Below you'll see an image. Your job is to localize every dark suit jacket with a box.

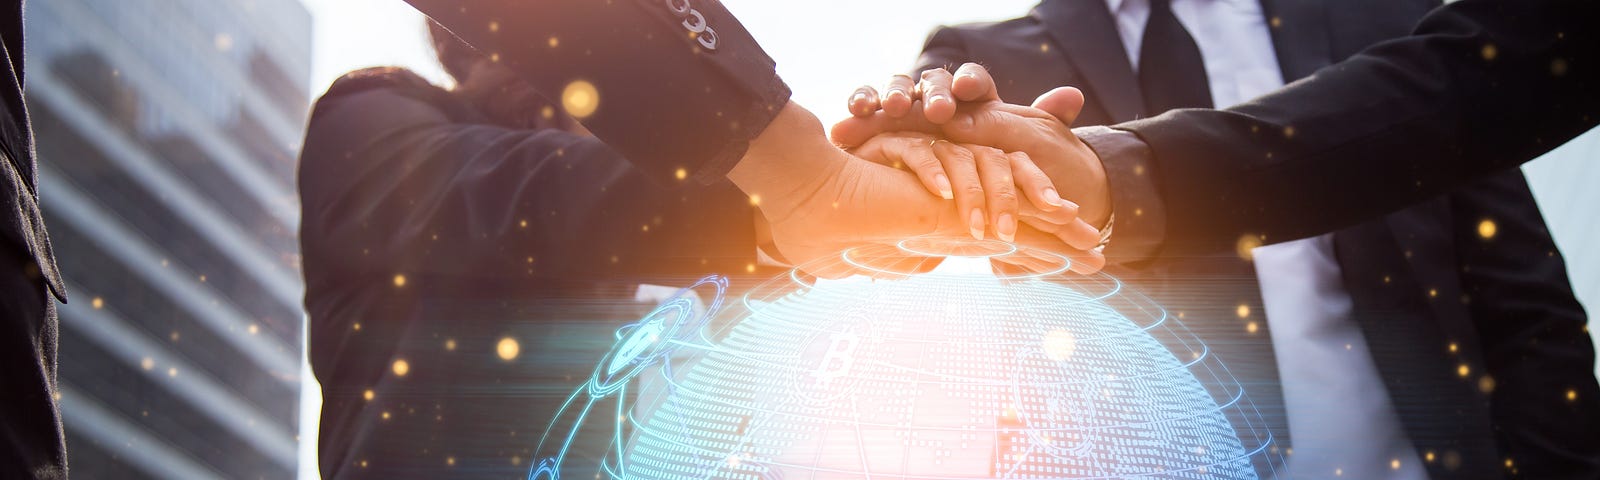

[915,0,1600,477]
[311,3,789,477]
[1082,0,1600,258]
[0,1,62,299]
[1,1,68,478]
[403,0,791,187]
[299,68,763,479]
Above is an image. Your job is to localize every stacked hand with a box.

[720,62,1107,275]
[725,73,1109,275]
[831,63,1114,251]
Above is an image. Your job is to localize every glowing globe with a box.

[532,238,1282,479]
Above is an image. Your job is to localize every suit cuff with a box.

[690,77,792,185]
[1076,126,1166,263]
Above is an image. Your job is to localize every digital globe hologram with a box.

[531,237,1285,479]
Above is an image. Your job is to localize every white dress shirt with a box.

[1103,0,1426,477]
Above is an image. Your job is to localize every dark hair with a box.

[426,20,574,131]
[427,21,476,85]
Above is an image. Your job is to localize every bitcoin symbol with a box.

[812,332,859,388]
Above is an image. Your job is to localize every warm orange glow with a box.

[562,80,600,119]
[1478,219,1497,239]
[497,337,520,361]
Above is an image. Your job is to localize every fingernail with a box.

[888,89,908,101]
[850,92,867,106]
[968,209,986,240]
[1043,187,1064,207]
[929,94,949,105]
[998,213,1017,242]
[935,174,953,199]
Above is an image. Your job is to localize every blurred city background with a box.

[18,0,1599,478]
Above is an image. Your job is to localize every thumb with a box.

[829,112,943,148]
[940,107,1032,152]
[1031,87,1085,127]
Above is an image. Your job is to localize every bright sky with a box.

[302,0,1040,127]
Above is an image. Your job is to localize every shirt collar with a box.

[1110,0,1235,12]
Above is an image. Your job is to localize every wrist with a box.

[1080,167,1113,229]
[1076,125,1166,262]
[727,102,847,222]
[1074,141,1114,229]
[1033,136,1113,228]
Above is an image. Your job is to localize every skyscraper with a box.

[23,0,310,477]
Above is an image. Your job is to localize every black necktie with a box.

[1138,0,1213,116]
[1131,0,1288,465]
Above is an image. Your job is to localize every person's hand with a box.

[833,64,1113,229]
[847,132,1102,252]
[726,102,1104,275]
[727,101,965,272]
[847,63,1002,122]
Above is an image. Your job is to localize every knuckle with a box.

[944,146,975,161]
[991,175,1016,190]
[909,152,941,167]
[1030,166,1053,180]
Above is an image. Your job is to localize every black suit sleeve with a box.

[297,80,759,292]
[1101,0,1599,256]
[1450,170,1600,476]
[402,0,790,185]
[914,27,973,76]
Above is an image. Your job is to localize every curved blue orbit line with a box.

[528,275,729,480]
[530,239,1284,479]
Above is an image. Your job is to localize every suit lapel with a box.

[1380,200,1479,347]
[1332,209,1499,475]
[1257,0,1334,81]
[1338,199,1478,359]
[1031,0,1146,122]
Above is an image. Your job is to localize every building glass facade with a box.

[24,0,311,477]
